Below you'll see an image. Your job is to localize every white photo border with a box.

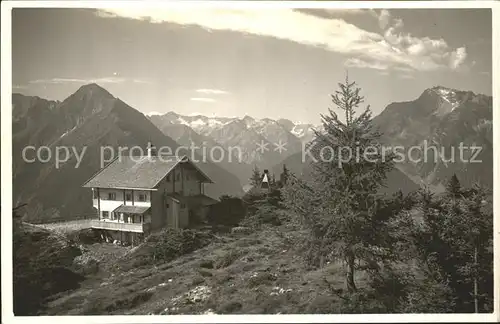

[1,1,499,323]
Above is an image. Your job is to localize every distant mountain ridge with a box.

[147,111,317,143]
[272,85,492,194]
[373,85,492,190]
[148,112,318,184]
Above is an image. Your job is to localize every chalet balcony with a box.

[90,219,150,233]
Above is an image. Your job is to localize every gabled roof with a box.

[82,155,213,190]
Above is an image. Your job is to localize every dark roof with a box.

[113,205,150,214]
[82,155,213,189]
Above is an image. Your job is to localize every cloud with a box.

[190,97,216,103]
[196,88,229,95]
[393,18,404,30]
[132,79,154,84]
[95,8,467,73]
[378,9,391,29]
[296,8,375,18]
[449,47,467,70]
[398,73,415,79]
[323,8,371,15]
[344,58,389,71]
[29,78,88,84]
[28,77,152,85]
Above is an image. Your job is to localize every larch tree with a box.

[283,75,395,292]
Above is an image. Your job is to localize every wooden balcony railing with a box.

[90,220,150,233]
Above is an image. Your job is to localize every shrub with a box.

[399,277,457,313]
[304,295,339,314]
[241,204,281,228]
[207,195,246,226]
[83,290,154,314]
[214,249,244,269]
[240,188,284,228]
[247,272,277,288]
[199,259,214,269]
[213,271,234,284]
[148,228,214,263]
[73,255,100,275]
[198,268,213,277]
[13,222,85,315]
[336,289,387,314]
[66,228,102,245]
[191,276,205,286]
[217,301,243,314]
[230,226,253,235]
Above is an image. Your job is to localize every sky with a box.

[12,7,492,124]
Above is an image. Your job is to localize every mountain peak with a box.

[242,115,255,122]
[164,111,180,118]
[431,85,452,91]
[74,83,114,99]
[242,115,255,128]
[58,83,117,120]
[276,118,296,132]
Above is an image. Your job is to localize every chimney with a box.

[147,142,157,158]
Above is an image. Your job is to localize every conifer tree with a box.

[250,165,261,188]
[442,183,493,312]
[446,173,462,198]
[280,164,290,187]
[403,181,493,312]
[283,74,395,292]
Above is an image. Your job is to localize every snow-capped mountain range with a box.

[148,112,318,172]
[147,111,317,143]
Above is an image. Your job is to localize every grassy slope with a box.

[44,224,369,315]
[13,223,85,315]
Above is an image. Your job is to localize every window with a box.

[93,190,98,199]
[102,211,109,219]
[125,193,132,201]
[181,203,186,209]
[138,193,147,202]
[108,192,116,200]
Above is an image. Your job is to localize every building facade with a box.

[82,145,217,244]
